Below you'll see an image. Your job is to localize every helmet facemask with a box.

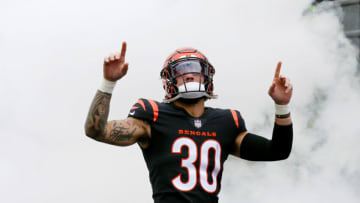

[175,60,206,98]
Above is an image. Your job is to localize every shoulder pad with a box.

[128,98,159,122]
[229,109,247,133]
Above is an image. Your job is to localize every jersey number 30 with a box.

[171,137,221,193]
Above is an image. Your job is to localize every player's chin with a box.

[178,97,205,104]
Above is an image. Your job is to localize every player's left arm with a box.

[231,62,293,161]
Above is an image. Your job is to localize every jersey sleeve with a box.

[229,109,247,134]
[127,98,159,123]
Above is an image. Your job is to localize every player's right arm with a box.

[84,42,150,147]
[84,90,150,146]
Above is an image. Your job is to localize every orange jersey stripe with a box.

[131,106,139,110]
[147,99,159,122]
[137,99,146,111]
[230,110,239,128]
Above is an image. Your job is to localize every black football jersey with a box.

[128,98,247,203]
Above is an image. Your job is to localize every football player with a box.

[85,41,293,203]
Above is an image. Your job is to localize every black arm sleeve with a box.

[239,123,293,161]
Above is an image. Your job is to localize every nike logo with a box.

[129,111,135,116]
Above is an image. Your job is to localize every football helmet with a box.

[160,47,217,102]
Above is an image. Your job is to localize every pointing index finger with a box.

[120,41,127,61]
[274,61,282,79]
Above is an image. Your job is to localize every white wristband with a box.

[99,78,117,94]
[275,104,290,115]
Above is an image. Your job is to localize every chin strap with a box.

[164,81,218,103]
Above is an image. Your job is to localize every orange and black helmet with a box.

[160,47,216,102]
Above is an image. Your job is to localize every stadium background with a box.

[1,0,359,202]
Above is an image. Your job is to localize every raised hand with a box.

[103,42,129,81]
[268,62,293,105]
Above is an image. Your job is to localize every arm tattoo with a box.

[85,90,111,139]
[109,120,137,142]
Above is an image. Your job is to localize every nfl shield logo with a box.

[194,119,202,129]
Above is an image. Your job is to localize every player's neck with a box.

[174,98,205,118]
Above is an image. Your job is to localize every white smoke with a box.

[0,0,359,202]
